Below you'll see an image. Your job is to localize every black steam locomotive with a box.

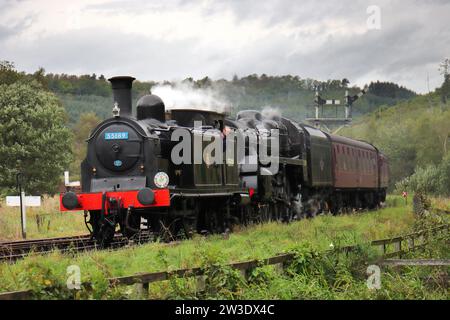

[60,76,389,245]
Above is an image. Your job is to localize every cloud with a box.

[0,15,33,42]
[0,0,449,93]
[0,25,14,42]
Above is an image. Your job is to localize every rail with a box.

[0,232,156,262]
[1,223,447,300]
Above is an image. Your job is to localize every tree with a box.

[32,67,48,88]
[439,58,450,79]
[69,112,100,180]
[0,81,73,195]
[439,58,450,103]
[433,109,450,155]
[0,61,21,85]
[341,78,350,88]
[196,76,212,88]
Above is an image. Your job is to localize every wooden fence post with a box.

[274,263,284,274]
[135,281,149,298]
[379,244,386,255]
[407,238,414,250]
[196,276,206,292]
[393,241,401,257]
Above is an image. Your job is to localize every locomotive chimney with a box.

[108,76,136,117]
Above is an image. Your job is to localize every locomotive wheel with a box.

[207,202,231,233]
[259,205,271,223]
[367,193,378,210]
[270,202,280,221]
[208,209,224,234]
[119,211,141,238]
[282,204,294,223]
[97,221,116,247]
[88,210,117,247]
[329,198,341,215]
[240,206,253,226]
[354,193,362,211]
[87,210,101,238]
[305,199,320,218]
[181,215,198,239]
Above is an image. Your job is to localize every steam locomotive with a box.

[60,76,389,245]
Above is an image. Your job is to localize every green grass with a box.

[243,230,449,300]
[0,195,419,296]
[0,196,86,241]
[0,195,447,300]
[148,228,449,300]
[431,197,450,211]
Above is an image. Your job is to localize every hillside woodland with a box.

[1,59,449,195]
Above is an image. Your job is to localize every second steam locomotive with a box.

[60,76,389,245]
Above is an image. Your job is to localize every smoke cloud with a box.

[261,106,282,120]
[151,82,232,114]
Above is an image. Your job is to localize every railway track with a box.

[0,232,156,263]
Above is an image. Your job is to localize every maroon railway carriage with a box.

[326,134,388,210]
[330,135,378,189]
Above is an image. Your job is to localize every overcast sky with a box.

[1,0,449,93]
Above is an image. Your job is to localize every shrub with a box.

[396,153,450,196]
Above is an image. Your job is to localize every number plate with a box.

[105,132,129,140]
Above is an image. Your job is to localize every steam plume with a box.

[151,82,232,114]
